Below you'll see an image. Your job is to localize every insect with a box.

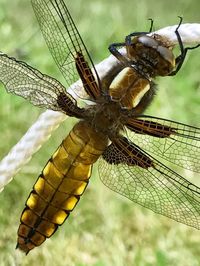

[0,0,199,254]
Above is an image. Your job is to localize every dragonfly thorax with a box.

[85,100,124,138]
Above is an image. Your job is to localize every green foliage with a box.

[0,0,199,265]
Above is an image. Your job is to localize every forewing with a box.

[125,115,200,173]
[31,0,101,99]
[99,138,200,229]
[0,53,78,115]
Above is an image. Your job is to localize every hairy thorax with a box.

[85,99,124,138]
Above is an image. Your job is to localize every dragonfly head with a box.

[126,34,176,77]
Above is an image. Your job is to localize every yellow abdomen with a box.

[17,121,108,253]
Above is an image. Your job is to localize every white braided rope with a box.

[0,23,200,192]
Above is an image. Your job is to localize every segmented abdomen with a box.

[17,121,108,253]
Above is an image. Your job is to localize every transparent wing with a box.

[31,0,101,100]
[99,137,200,229]
[125,115,200,173]
[0,53,81,116]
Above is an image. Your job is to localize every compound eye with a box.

[138,36,158,48]
[157,46,175,66]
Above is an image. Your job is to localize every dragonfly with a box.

[0,0,199,254]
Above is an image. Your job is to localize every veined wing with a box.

[31,0,101,100]
[125,115,200,173]
[99,137,200,229]
[0,53,82,117]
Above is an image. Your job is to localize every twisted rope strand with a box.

[0,111,66,192]
[0,23,200,192]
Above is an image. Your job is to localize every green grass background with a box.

[0,0,200,265]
